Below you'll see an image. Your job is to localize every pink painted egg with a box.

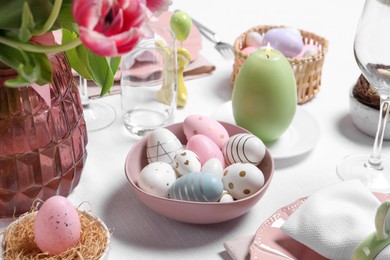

[183,114,229,149]
[186,134,225,168]
[242,46,258,55]
[34,196,81,255]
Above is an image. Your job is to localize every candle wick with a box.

[266,54,270,59]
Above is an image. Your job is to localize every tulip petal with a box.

[79,27,118,56]
[145,0,172,13]
[72,0,101,29]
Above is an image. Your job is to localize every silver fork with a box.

[191,17,234,59]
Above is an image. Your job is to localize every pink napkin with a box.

[84,55,215,99]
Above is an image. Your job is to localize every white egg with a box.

[245,31,263,48]
[146,128,183,164]
[219,190,234,203]
[222,163,265,200]
[201,158,224,179]
[222,133,266,166]
[173,150,201,176]
[138,162,177,198]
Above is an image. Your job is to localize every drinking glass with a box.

[337,0,390,192]
[78,76,116,131]
[121,26,177,139]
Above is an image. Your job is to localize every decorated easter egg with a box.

[202,158,224,179]
[183,114,229,149]
[245,31,263,48]
[262,27,304,57]
[147,128,183,164]
[242,46,258,55]
[186,134,225,167]
[173,149,201,176]
[223,133,266,165]
[232,48,297,142]
[295,44,319,58]
[34,196,81,255]
[170,11,192,42]
[222,163,265,200]
[219,190,234,203]
[138,162,177,198]
[169,172,224,202]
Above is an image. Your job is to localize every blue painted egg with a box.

[262,28,304,57]
[169,172,224,202]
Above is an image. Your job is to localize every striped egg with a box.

[169,172,224,202]
[222,133,266,166]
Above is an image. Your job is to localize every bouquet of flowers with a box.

[0,0,172,96]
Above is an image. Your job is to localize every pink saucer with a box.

[250,192,390,259]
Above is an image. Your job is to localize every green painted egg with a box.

[232,48,297,142]
[170,11,192,42]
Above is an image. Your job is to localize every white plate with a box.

[211,101,321,159]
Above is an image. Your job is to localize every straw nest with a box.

[2,209,109,260]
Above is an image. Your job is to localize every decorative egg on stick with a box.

[232,44,297,142]
[170,10,193,107]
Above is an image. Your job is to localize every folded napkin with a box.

[82,54,215,99]
[281,180,390,259]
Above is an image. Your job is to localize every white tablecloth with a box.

[3,0,390,259]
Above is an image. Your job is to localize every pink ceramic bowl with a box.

[124,122,274,224]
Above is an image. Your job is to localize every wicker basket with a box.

[231,25,329,104]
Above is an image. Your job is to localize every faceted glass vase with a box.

[0,53,88,218]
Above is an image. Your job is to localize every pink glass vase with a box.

[0,53,88,218]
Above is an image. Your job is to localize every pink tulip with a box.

[140,0,172,14]
[72,0,146,56]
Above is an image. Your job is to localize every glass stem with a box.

[78,76,90,108]
[366,95,390,170]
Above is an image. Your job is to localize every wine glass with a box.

[78,76,116,131]
[337,0,390,192]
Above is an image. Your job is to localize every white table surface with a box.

[3,0,390,259]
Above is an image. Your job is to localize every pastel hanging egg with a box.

[186,134,225,167]
[138,162,177,198]
[170,11,192,42]
[202,158,224,179]
[147,128,183,164]
[34,196,81,255]
[245,31,263,48]
[222,163,265,200]
[169,172,224,202]
[262,27,304,57]
[173,149,201,176]
[223,133,266,166]
[183,114,229,149]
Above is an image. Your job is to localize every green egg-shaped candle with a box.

[170,11,192,42]
[232,48,297,142]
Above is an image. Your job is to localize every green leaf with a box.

[18,2,35,42]
[0,44,52,87]
[87,51,115,96]
[0,0,52,31]
[110,56,121,75]
[62,29,91,79]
